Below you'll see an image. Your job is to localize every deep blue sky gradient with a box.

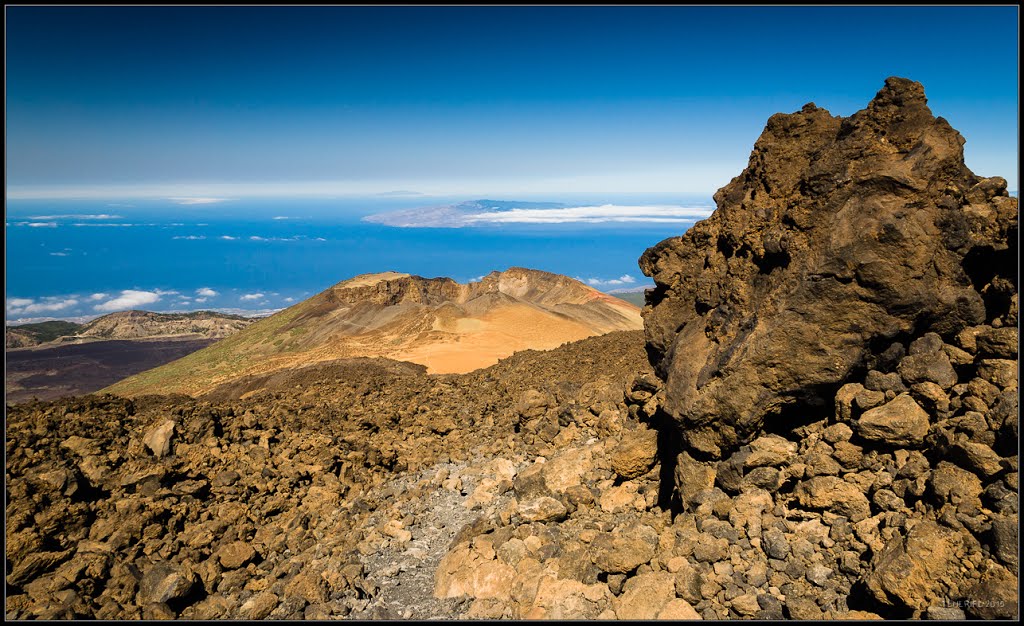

[6,6,1019,194]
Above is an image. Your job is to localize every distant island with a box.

[363,199,565,228]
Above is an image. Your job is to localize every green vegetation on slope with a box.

[6,320,84,343]
[612,292,646,308]
[102,303,308,396]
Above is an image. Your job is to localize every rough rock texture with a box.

[640,76,1017,459]
[638,77,1018,619]
[6,332,662,620]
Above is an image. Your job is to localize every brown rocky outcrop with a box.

[639,77,1018,618]
[640,77,1016,459]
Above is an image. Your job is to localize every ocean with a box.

[5,192,712,323]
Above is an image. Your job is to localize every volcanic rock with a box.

[609,427,659,479]
[856,393,930,446]
[863,520,979,614]
[640,77,1017,459]
[142,420,175,458]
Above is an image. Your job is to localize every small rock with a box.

[960,565,1018,620]
[925,606,966,620]
[239,592,279,620]
[599,483,636,513]
[517,497,567,523]
[218,541,256,570]
[976,359,1018,388]
[592,525,659,574]
[658,598,702,620]
[951,441,1003,478]
[857,394,930,446]
[976,327,1018,358]
[822,422,853,444]
[898,352,957,389]
[762,528,790,560]
[138,563,196,605]
[143,420,176,458]
[908,333,944,355]
[796,476,871,521]
[835,383,866,422]
[863,520,978,612]
[805,564,832,587]
[911,382,950,413]
[832,441,864,468]
[786,597,822,620]
[863,371,908,395]
[613,571,676,620]
[731,593,761,616]
[990,515,1019,569]
[211,470,240,487]
[675,451,716,510]
[930,461,983,506]
[610,428,659,480]
[692,535,730,563]
[745,435,798,468]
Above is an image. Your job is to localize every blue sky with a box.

[6,5,1019,197]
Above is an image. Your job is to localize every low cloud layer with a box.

[579,274,639,287]
[465,204,713,225]
[7,286,296,323]
[93,290,162,312]
[11,221,59,228]
[7,297,80,315]
[169,197,228,205]
[29,214,123,220]
[366,203,715,228]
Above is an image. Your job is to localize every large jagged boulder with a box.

[639,77,1017,459]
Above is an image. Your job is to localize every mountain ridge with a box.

[105,267,643,397]
[6,310,254,349]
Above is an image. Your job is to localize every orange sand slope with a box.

[105,268,644,397]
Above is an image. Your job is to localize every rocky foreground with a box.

[6,327,1017,620]
[5,76,1019,620]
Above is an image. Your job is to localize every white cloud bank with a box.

[240,293,265,301]
[93,290,161,312]
[169,197,229,205]
[463,204,714,225]
[196,287,218,297]
[7,297,80,315]
[29,214,122,220]
[11,221,59,228]
[579,275,639,287]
